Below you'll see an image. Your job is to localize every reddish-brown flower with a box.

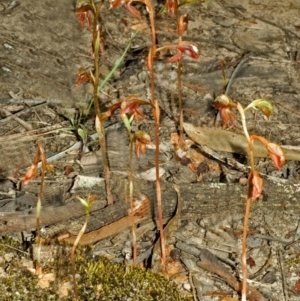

[21,164,38,184]
[214,94,237,109]
[165,0,177,14]
[110,0,141,19]
[109,0,125,9]
[156,41,200,64]
[101,96,152,122]
[76,67,92,85]
[266,142,285,169]
[133,130,152,156]
[120,96,150,121]
[219,108,237,127]
[20,142,52,184]
[178,14,190,37]
[214,95,237,127]
[249,170,263,200]
[250,135,286,170]
[76,5,93,28]
[176,41,200,60]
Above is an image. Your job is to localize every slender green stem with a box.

[85,32,137,116]
[241,192,252,301]
[36,142,46,275]
[144,0,166,269]
[177,60,183,142]
[121,112,137,264]
[91,0,113,205]
[236,102,250,142]
[153,63,165,267]
[236,102,255,301]
[237,102,255,170]
[175,7,184,142]
[109,0,165,269]
[71,209,90,301]
[129,135,137,265]
[97,33,137,93]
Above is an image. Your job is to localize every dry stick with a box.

[64,215,147,246]
[197,261,265,301]
[278,249,288,301]
[188,272,198,301]
[92,1,113,205]
[0,107,33,130]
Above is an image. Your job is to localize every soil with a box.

[1,0,300,300]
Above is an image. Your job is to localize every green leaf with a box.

[97,32,137,93]
[95,115,103,138]
[86,32,138,116]
[78,127,87,143]
[128,114,135,124]
[77,197,89,208]
[94,31,101,55]
[121,114,132,135]
[244,99,273,118]
[76,0,92,8]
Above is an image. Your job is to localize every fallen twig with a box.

[197,250,265,301]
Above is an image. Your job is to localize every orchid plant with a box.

[101,96,153,264]
[110,0,167,268]
[215,95,285,301]
[75,0,114,205]
[71,194,96,301]
[20,142,54,276]
[109,0,200,270]
[75,0,201,272]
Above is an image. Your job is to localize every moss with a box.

[286,253,300,267]
[75,256,191,301]
[0,237,191,300]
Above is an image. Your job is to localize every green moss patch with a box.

[0,237,191,301]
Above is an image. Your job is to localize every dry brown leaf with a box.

[38,273,55,289]
[131,21,150,32]
[187,148,205,165]
[27,267,55,289]
[166,260,182,277]
[57,281,72,298]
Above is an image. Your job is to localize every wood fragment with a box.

[63,215,147,245]
[0,107,33,131]
[0,180,299,237]
[197,257,265,301]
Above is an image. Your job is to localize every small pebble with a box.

[169,249,181,261]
